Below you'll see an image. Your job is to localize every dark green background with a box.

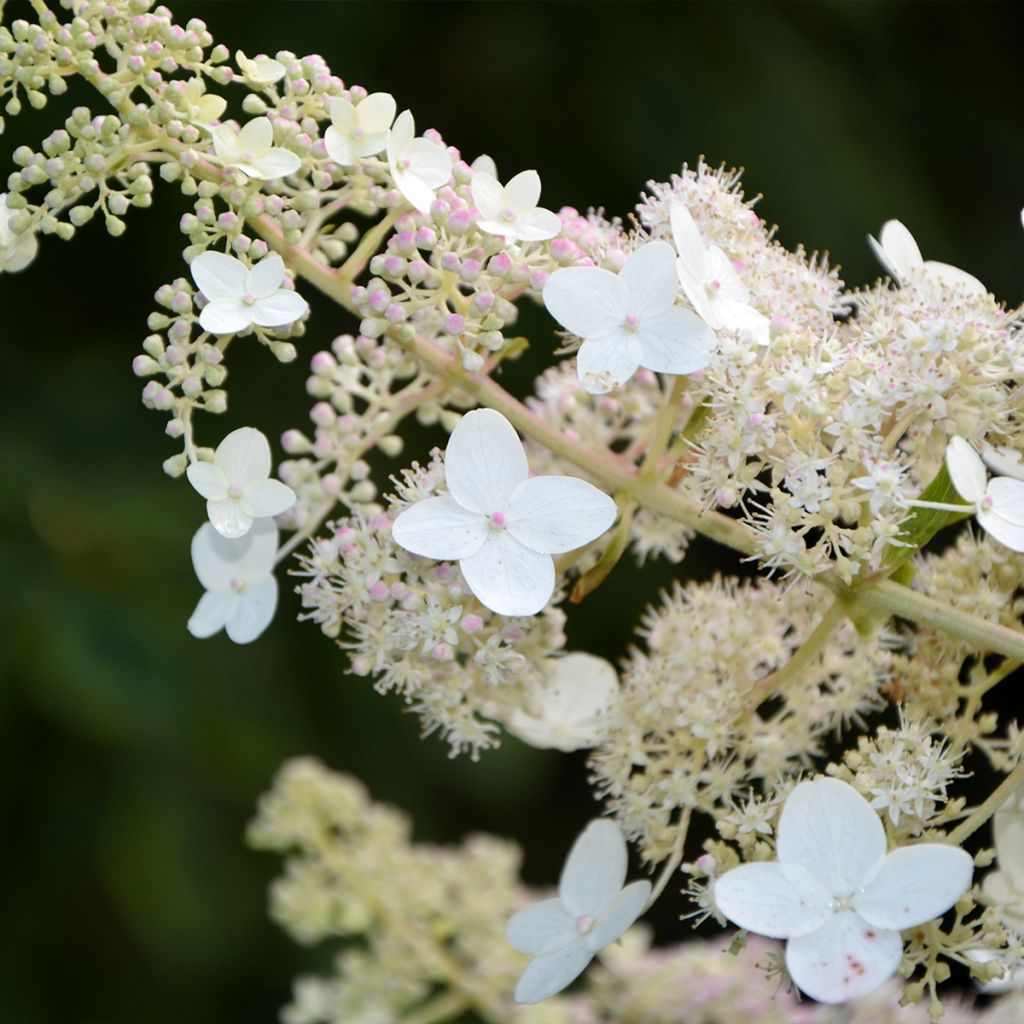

[1,2,1022,1020]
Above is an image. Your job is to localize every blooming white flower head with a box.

[506,818,651,1003]
[324,92,395,166]
[507,652,619,751]
[982,780,1024,934]
[212,117,301,180]
[868,220,986,295]
[186,427,296,539]
[946,437,1024,552]
[0,193,38,273]
[714,777,972,1004]
[391,409,616,616]
[543,240,717,394]
[385,109,453,213]
[235,50,286,86]
[670,200,770,344]
[190,251,308,335]
[471,169,561,244]
[188,518,278,644]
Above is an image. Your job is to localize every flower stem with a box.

[644,805,692,911]
[394,991,470,1024]
[947,756,1024,846]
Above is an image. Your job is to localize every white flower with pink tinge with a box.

[324,92,396,166]
[188,518,278,644]
[186,427,296,539]
[714,777,972,1004]
[385,109,453,214]
[190,250,308,335]
[506,818,651,1003]
[211,116,301,180]
[391,409,616,616]
[868,220,986,296]
[471,169,561,244]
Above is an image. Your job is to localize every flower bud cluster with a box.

[294,459,568,756]
[590,576,892,862]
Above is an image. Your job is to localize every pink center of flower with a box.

[981,494,995,511]
[241,151,255,162]
[353,127,365,140]
[500,208,517,223]
[229,576,246,593]
[398,157,411,171]
[242,292,257,306]
[623,313,640,331]
[489,511,506,529]
[228,483,244,499]
[574,913,594,934]
[709,279,721,292]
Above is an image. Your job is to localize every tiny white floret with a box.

[324,92,396,165]
[385,110,453,214]
[188,518,278,644]
[190,250,308,335]
[0,193,38,273]
[507,652,619,751]
[670,200,770,345]
[507,818,651,1004]
[543,241,717,394]
[391,409,616,616]
[946,437,1024,552]
[713,777,973,1004]
[212,117,301,180]
[236,50,287,86]
[868,220,986,296]
[471,169,561,244]
[186,426,296,539]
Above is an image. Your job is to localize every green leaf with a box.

[885,461,970,572]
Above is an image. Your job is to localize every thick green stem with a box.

[947,756,1024,846]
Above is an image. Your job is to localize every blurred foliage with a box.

[0,1,1022,1019]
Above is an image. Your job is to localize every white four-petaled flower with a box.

[188,518,279,644]
[507,818,651,1004]
[391,409,616,616]
[385,109,453,214]
[670,200,770,344]
[471,169,561,244]
[868,220,986,296]
[543,240,717,394]
[186,427,296,539]
[191,250,308,335]
[324,92,396,166]
[507,652,619,751]
[0,193,38,273]
[212,116,301,180]
[946,436,1024,552]
[713,777,972,1004]
[235,50,287,86]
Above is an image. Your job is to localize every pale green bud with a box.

[162,453,188,478]
[270,342,297,363]
[378,435,403,458]
[105,215,126,237]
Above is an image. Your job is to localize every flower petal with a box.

[559,818,627,921]
[854,844,973,931]
[187,588,235,639]
[713,861,833,940]
[513,942,592,1004]
[389,109,414,155]
[215,426,272,484]
[393,168,437,214]
[225,576,278,644]
[946,436,987,504]
[994,789,1024,891]
[191,519,278,591]
[250,289,308,328]
[409,138,452,189]
[199,298,253,335]
[982,445,1024,482]
[874,219,922,282]
[777,778,887,896]
[458,532,554,616]
[505,475,616,555]
[252,149,302,180]
[328,96,356,132]
[670,201,709,282]
[987,477,1024,524]
[324,126,355,166]
[919,261,987,296]
[207,498,253,539]
[504,169,542,213]
[575,329,643,393]
[238,116,273,155]
[543,266,627,340]
[392,495,489,560]
[506,898,577,955]
[243,478,296,518]
[444,409,529,514]
[186,460,229,502]
[620,240,681,319]
[785,911,903,1004]
[586,879,651,952]
[234,517,279,577]
[357,92,396,133]
[637,306,717,376]
[211,124,241,163]
[247,254,285,297]
[513,207,561,243]
[191,250,247,301]
[707,246,750,304]
[977,509,1024,552]
[470,171,503,220]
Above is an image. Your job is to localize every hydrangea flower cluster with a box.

[7,1,1024,1017]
